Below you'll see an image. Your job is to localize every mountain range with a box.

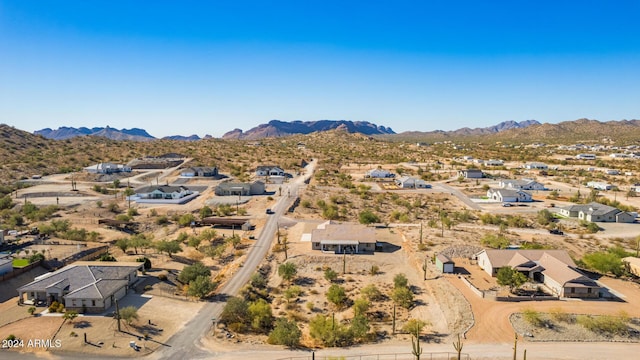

[33,119,539,141]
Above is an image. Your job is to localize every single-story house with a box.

[498,179,546,191]
[604,169,620,175]
[136,185,193,200]
[395,176,431,189]
[487,188,533,202]
[623,257,640,277]
[256,166,285,177]
[17,262,143,312]
[84,162,132,174]
[559,202,635,223]
[310,221,376,254]
[576,154,596,160]
[458,169,484,179]
[484,159,504,166]
[0,253,12,275]
[523,162,548,170]
[366,168,395,179]
[180,166,218,177]
[475,249,600,298]
[435,254,454,273]
[215,181,265,196]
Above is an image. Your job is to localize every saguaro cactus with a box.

[411,328,422,360]
[422,258,428,280]
[513,333,518,360]
[453,333,464,360]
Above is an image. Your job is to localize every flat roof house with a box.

[215,181,265,196]
[136,185,193,200]
[475,249,599,298]
[180,166,218,177]
[310,221,376,254]
[18,262,143,312]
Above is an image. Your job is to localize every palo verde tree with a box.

[496,267,527,292]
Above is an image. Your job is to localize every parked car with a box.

[502,203,512,207]
[549,229,564,235]
[266,209,274,214]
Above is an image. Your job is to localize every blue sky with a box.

[1,1,639,138]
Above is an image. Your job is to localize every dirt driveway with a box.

[446,274,640,343]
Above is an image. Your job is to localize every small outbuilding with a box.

[435,254,454,273]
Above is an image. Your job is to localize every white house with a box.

[395,176,430,189]
[498,178,546,191]
[523,162,548,170]
[255,166,285,177]
[475,249,599,298]
[366,168,395,179]
[559,202,635,223]
[576,154,596,160]
[604,169,620,175]
[180,166,218,177]
[484,159,504,166]
[487,188,533,202]
[135,185,193,199]
[586,181,612,191]
[84,163,132,174]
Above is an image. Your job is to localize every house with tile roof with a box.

[17,262,143,313]
[475,249,600,298]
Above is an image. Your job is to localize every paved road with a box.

[437,182,482,211]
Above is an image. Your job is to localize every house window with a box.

[72,300,76,307]
[587,288,592,294]
[570,288,575,293]
[91,300,96,307]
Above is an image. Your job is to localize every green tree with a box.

[309,314,353,347]
[326,284,348,308]
[359,210,380,225]
[115,238,130,253]
[361,284,383,301]
[119,306,139,325]
[248,298,274,333]
[392,286,414,309]
[129,234,152,254]
[581,251,625,276]
[324,268,338,282]
[178,213,196,227]
[187,236,202,249]
[402,319,428,334]
[178,262,211,284]
[220,297,250,331]
[268,318,301,347]
[155,240,182,258]
[496,267,527,292]
[63,310,79,323]
[393,273,408,289]
[188,275,216,299]
[537,209,554,226]
[278,262,297,283]
[353,297,370,316]
[199,205,213,219]
[349,314,370,341]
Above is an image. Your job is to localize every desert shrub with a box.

[353,297,370,316]
[576,313,629,335]
[324,268,338,282]
[549,307,573,323]
[402,319,428,334]
[326,284,348,308]
[268,317,301,347]
[157,273,168,281]
[393,273,408,289]
[361,284,383,302]
[391,286,414,309]
[369,265,380,275]
[178,262,210,284]
[309,314,353,347]
[522,308,545,327]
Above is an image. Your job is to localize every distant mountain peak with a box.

[222,119,395,140]
[35,126,156,141]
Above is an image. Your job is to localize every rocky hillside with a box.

[392,120,541,141]
[222,120,395,140]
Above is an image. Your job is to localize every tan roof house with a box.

[310,221,376,254]
[475,249,599,298]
